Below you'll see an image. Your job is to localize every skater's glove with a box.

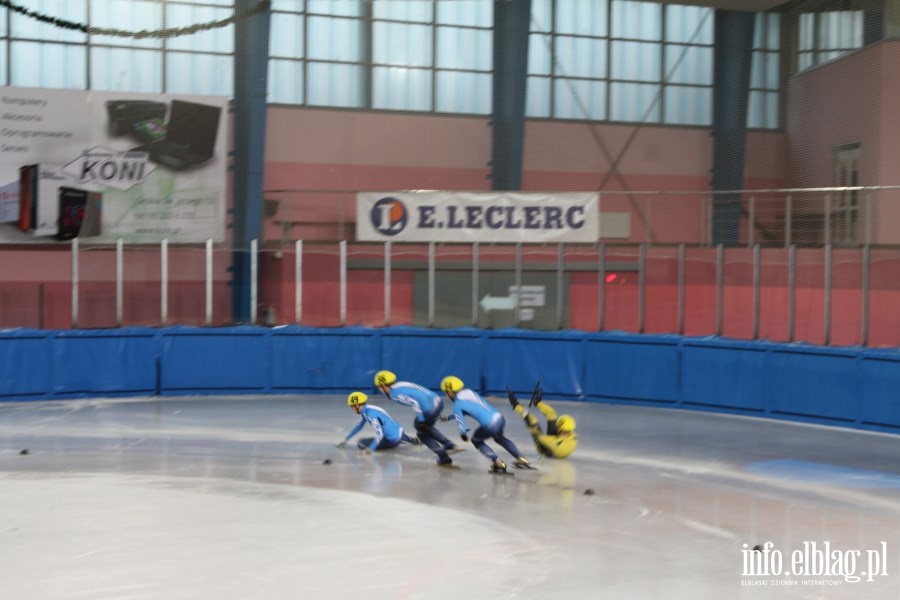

[336,440,348,449]
[438,415,452,422]
[460,433,469,442]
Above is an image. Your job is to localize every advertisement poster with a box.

[0,86,228,244]
[356,191,600,243]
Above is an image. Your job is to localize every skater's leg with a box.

[415,420,451,463]
[471,426,499,462]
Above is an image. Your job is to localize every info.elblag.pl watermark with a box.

[741,541,889,586]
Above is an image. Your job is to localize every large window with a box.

[798,10,863,72]
[0,0,235,95]
[0,1,783,130]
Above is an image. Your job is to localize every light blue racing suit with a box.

[344,405,410,452]
[452,388,525,463]
[386,381,455,462]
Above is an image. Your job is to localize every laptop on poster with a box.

[133,100,221,171]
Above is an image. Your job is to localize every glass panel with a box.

[764,91,779,129]
[307,62,363,107]
[166,4,234,53]
[610,82,660,122]
[645,246,679,334]
[437,0,492,27]
[798,14,814,52]
[437,26,491,70]
[269,12,305,58]
[166,52,233,96]
[611,41,659,82]
[308,0,360,17]
[528,33,552,75]
[373,66,432,111]
[554,78,606,120]
[664,85,711,126]
[665,5,712,45]
[0,42,7,86]
[530,0,553,33]
[526,76,551,118]
[612,0,661,41]
[91,47,163,93]
[273,0,304,12]
[682,247,716,337]
[11,0,87,43]
[268,59,304,104]
[664,45,711,85]
[829,248,862,347]
[373,0,432,23]
[375,22,432,67]
[603,246,639,333]
[11,42,87,89]
[721,248,754,340]
[436,71,490,114]
[555,36,607,78]
[307,16,362,61]
[90,0,163,48]
[556,0,608,36]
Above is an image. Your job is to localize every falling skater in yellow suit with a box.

[507,383,577,459]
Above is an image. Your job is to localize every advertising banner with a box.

[0,86,228,244]
[356,191,599,243]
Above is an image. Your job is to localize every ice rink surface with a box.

[2,395,900,599]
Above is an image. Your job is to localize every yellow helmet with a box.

[347,392,368,407]
[374,370,397,387]
[441,376,464,394]
[556,415,576,433]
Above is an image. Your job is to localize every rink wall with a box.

[2,326,900,434]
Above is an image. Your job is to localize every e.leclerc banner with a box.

[0,86,228,244]
[356,191,599,243]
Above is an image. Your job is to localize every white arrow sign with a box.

[480,294,516,312]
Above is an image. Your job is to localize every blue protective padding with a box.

[483,329,586,398]
[859,351,900,427]
[380,326,483,392]
[51,328,158,395]
[270,326,379,391]
[681,339,768,411]
[582,333,680,402]
[0,330,50,399]
[160,327,269,392]
[767,346,859,422]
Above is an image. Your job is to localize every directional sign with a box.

[480,294,516,312]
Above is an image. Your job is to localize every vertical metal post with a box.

[514,242,522,328]
[205,239,213,326]
[865,192,873,246]
[824,243,832,345]
[707,194,714,247]
[339,240,347,327]
[752,244,761,340]
[638,243,646,334]
[677,243,685,335]
[861,244,870,346]
[824,193,832,246]
[115,239,123,327]
[428,241,435,327]
[788,244,796,342]
[294,240,303,324]
[471,242,479,326]
[785,194,793,248]
[556,243,565,329]
[250,239,258,325]
[744,196,754,248]
[384,240,392,326]
[715,244,724,336]
[646,196,653,243]
[71,238,79,328]
[598,242,606,331]
[161,239,168,326]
